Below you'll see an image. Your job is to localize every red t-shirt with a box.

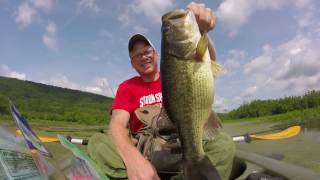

[112,75,162,133]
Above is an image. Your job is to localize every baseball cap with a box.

[128,33,155,53]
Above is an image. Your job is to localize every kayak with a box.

[56,142,320,180]
[156,149,320,180]
[231,150,320,180]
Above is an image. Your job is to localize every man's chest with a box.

[131,85,162,108]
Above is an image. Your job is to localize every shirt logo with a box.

[139,92,162,107]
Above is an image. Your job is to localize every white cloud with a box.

[216,0,320,111]
[83,86,102,93]
[15,2,36,27]
[243,44,273,75]
[294,0,312,9]
[43,35,57,49]
[216,0,253,37]
[118,0,174,26]
[91,78,114,97]
[77,0,100,13]
[118,11,131,26]
[244,54,272,74]
[0,64,27,80]
[223,49,247,75]
[41,74,78,89]
[95,78,109,87]
[242,30,320,98]
[213,95,243,112]
[85,78,115,97]
[273,36,320,85]
[14,0,55,27]
[213,95,228,112]
[9,72,27,80]
[133,25,148,34]
[46,21,56,34]
[295,5,318,32]
[133,0,174,23]
[242,86,257,98]
[297,11,314,28]
[41,75,115,97]
[30,0,54,12]
[216,0,313,36]
[281,75,320,94]
[42,21,57,50]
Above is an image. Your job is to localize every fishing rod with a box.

[16,125,301,145]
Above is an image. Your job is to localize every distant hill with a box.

[0,76,113,124]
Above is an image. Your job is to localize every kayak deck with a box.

[233,150,320,180]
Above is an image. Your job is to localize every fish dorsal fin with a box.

[211,61,223,77]
[196,33,209,61]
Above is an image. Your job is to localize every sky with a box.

[1,0,320,112]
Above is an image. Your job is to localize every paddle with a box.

[15,130,89,145]
[16,125,302,145]
[232,125,301,143]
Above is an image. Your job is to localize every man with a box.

[88,2,235,180]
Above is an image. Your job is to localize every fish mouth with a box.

[162,9,187,22]
[161,9,199,58]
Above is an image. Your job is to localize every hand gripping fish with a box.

[161,10,222,180]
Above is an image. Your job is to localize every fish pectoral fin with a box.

[196,33,209,61]
[211,61,223,77]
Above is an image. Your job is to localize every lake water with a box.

[224,121,320,173]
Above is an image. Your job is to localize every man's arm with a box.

[108,109,160,180]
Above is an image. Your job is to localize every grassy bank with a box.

[222,107,320,129]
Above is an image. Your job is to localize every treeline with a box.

[222,90,320,120]
[0,76,113,124]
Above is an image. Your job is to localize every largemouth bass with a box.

[161,10,222,180]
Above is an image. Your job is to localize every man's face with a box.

[130,41,158,76]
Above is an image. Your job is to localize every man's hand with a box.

[125,151,160,180]
[187,2,216,33]
[109,109,160,180]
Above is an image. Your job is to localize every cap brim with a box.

[128,34,154,53]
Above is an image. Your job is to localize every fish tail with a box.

[184,156,221,180]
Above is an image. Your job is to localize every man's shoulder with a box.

[120,76,142,87]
